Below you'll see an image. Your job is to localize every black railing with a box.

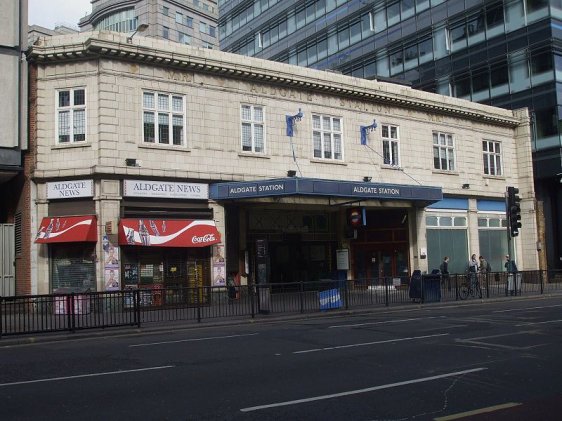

[2,270,562,337]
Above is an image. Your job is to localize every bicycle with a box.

[459,276,482,300]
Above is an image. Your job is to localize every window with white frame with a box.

[57,88,86,143]
[482,140,502,176]
[143,92,185,146]
[241,105,265,153]
[381,124,399,166]
[312,115,343,160]
[478,214,508,273]
[425,212,468,274]
[433,131,455,171]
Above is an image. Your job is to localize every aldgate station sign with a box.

[209,178,442,204]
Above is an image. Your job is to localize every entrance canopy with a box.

[118,219,221,248]
[35,215,97,243]
[210,177,442,205]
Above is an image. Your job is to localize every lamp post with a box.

[127,24,149,44]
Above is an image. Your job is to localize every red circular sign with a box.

[349,209,361,227]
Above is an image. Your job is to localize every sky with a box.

[28,0,92,29]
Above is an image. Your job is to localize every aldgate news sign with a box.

[124,180,209,200]
[47,180,94,199]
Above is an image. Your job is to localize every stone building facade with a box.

[23,31,537,295]
[79,0,219,49]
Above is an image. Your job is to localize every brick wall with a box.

[14,64,37,295]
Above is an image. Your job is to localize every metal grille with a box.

[14,213,22,255]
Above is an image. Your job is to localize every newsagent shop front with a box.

[117,180,223,305]
[35,180,98,293]
[210,177,442,285]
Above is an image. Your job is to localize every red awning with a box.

[35,215,97,244]
[118,219,221,248]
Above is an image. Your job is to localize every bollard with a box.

[385,277,389,307]
[135,289,141,328]
[299,279,304,314]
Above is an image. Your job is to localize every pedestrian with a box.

[468,254,478,273]
[227,271,239,301]
[479,255,489,291]
[440,256,450,291]
[505,254,519,296]
[505,254,518,273]
[468,254,478,288]
[479,256,489,273]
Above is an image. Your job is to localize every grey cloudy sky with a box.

[28,0,92,29]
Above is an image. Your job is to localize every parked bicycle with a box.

[459,277,482,300]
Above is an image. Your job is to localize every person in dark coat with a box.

[440,256,450,291]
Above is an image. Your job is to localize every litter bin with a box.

[409,270,442,303]
[422,272,442,303]
[507,273,521,295]
[409,270,422,302]
[53,287,91,315]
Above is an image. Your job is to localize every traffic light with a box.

[507,186,522,237]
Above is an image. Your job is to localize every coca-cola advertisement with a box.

[118,218,221,248]
[35,215,97,243]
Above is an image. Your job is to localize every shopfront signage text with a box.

[47,180,94,199]
[352,185,400,196]
[210,178,442,203]
[124,180,208,199]
[229,183,284,195]
[192,234,216,244]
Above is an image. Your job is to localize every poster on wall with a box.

[336,249,350,271]
[213,244,225,264]
[212,244,226,286]
[103,234,120,290]
[213,265,226,286]
[105,269,120,290]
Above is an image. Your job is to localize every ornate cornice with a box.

[27,32,521,128]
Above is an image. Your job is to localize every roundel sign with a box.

[349,208,362,227]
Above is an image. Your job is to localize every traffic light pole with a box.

[506,186,521,296]
[505,189,513,263]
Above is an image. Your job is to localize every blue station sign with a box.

[210,178,442,203]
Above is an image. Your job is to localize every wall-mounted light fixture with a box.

[360,119,378,145]
[363,176,372,182]
[286,108,304,137]
[462,183,470,189]
[126,158,141,167]
[287,170,297,177]
[127,23,149,44]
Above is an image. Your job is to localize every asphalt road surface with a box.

[1,295,562,420]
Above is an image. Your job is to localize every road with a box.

[1,296,562,420]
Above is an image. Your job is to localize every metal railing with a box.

[2,270,562,337]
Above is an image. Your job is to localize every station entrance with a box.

[350,209,410,283]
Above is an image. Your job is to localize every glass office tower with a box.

[219,0,562,270]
